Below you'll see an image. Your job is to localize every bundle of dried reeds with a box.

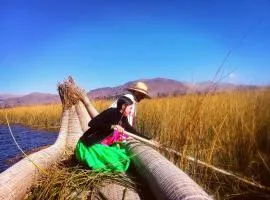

[57,76,86,109]
[25,154,138,200]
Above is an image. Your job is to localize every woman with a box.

[75,96,151,172]
[109,81,151,126]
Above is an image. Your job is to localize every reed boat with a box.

[0,78,211,200]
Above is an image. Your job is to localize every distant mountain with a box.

[0,94,23,101]
[0,93,23,99]
[0,92,59,107]
[0,78,260,107]
[87,78,258,99]
[189,81,259,94]
[87,78,189,99]
[0,94,23,105]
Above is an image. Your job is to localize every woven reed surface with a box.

[66,106,83,150]
[98,183,141,200]
[0,109,69,200]
[75,101,90,132]
[126,140,212,200]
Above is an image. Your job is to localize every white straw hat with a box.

[126,82,151,99]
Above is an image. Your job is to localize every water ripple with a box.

[0,125,58,173]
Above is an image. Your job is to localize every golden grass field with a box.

[1,88,270,199]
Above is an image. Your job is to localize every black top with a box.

[80,108,151,146]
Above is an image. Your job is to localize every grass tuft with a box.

[25,153,137,200]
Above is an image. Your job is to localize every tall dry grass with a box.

[0,100,110,131]
[138,89,270,167]
[0,104,62,131]
[1,89,270,198]
[135,88,270,198]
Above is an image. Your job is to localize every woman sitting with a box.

[75,96,151,172]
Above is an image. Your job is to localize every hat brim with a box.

[126,88,151,99]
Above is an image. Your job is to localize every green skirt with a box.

[75,140,130,172]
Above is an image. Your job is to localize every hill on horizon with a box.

[0,78,259,108]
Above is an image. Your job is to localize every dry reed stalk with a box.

[25,156,138,200]
[58,76,98,118]
[57,76,86,109]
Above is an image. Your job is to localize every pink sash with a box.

[101,131,129,146]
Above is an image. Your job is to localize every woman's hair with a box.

[117,96,133,110]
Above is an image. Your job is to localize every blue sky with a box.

[1,0,270,94]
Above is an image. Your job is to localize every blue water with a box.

[0,125,58,173]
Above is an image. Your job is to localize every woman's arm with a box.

[123,118,152,140]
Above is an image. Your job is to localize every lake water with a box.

[0,125,58,173]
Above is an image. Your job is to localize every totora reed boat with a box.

[0,77,211,200]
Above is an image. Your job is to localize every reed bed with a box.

[0,104,61,131]
[135,88,270,199]
[1,88,270,199]
[24,153,138,200]
[0,101,110,131]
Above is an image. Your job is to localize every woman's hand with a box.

[111,125,125,133]
[150,140,161,148]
